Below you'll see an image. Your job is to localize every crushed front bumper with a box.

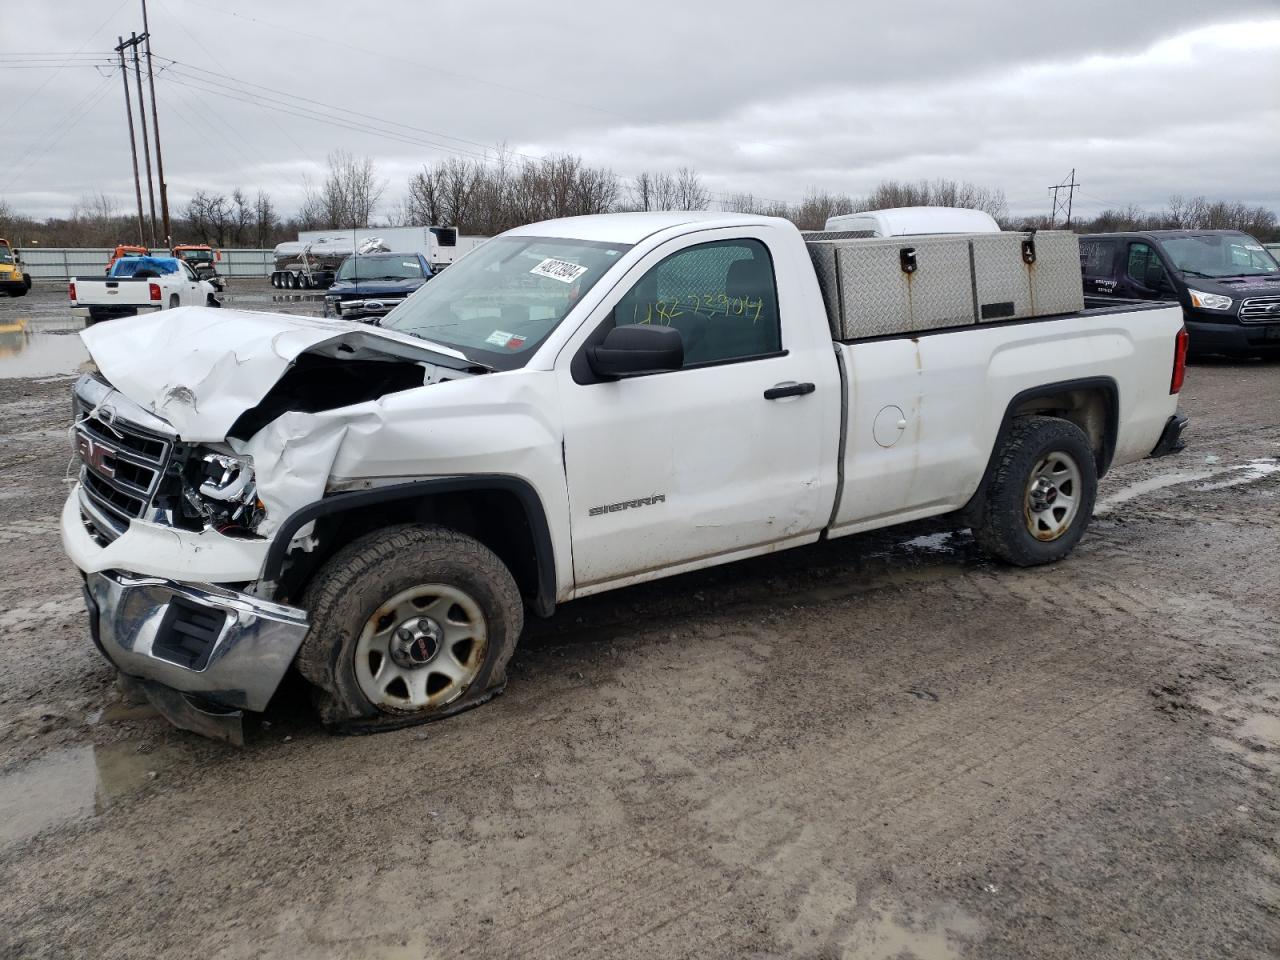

[83,570,310,742]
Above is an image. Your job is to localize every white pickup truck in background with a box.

[70,255,222,325]
[61,212,1188,743]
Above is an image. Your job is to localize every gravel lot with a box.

[0,282,1277,960]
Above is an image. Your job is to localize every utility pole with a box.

[130,32,158,247]
[115,35,146,246]
[1048,169,1081,228]
[140,0,171,246]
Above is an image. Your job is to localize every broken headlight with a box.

[178,450,266,535]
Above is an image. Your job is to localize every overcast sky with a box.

[3,0,1279,223]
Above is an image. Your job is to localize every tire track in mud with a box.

[478,500,1279,957]
[474,610,1166,956]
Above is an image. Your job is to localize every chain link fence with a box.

[17,248,273,281]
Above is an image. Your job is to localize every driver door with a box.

[556,230,836,592]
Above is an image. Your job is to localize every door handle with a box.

[763,381,816,400]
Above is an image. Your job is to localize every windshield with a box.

[176,248,210,261]
[337,254,425,281]
[1159,233,1279,278]
[380,236,629,369]
[111,257,180,277]
[0,245,13,265]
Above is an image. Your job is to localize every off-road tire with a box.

[296,524,523,734]
[971,415,1098,567]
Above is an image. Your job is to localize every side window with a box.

[611,239,781,366]
[1080,239,1116,278]
[1126,242,1166,289]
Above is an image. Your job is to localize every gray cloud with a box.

[3,1,1278,221]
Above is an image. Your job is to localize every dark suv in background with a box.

[1080,230,1280,358]
[323,252,434,322]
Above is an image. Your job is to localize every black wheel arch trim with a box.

[962,375,1119,518]
[262,474,558,617]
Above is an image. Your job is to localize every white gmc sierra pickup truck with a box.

[61,212,1189,742]
[71,255,222,325]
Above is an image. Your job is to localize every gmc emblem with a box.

[75,432,117,479]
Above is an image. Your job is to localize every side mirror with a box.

[586,323,683,380]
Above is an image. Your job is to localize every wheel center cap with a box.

[391,617,443,668]
[1030,478,1058,511]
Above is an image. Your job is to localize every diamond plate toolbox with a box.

[807,235,977,339]
[806,230,1085,339]
[970,231,1084,322]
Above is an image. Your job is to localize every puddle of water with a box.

[0,741,180,847]
[1095,470,1215,513]
[0,317,90,379]
[844,896,981,959]
[900,532,956,554]
[1196,459,1280,491]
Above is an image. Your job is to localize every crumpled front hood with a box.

[80,305,464,442]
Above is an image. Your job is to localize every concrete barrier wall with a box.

[19,248,273,281]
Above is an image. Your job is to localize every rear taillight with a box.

[1170,327,1188,394]
[149,282,162,302]
[68,282,76,302]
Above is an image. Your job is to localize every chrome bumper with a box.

[83,571,310,715]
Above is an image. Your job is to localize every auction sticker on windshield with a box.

[530,258,589,283]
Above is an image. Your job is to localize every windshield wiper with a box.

[1177,268,1216,279]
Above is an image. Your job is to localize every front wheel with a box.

[295,525,524,733]
[971,416,1098,566]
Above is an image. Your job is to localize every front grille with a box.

[73,404,173,541]
[1239,296,1280,323]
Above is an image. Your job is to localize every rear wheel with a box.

[168,293,179,309]
[971,416,1098,566]
[296,525,523,733]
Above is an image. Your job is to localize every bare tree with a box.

[791,189,855,230]
[673,167,709,210]
[183,191,231,245]
[301,151,387,230]
[252,190,277,248]
[230,189,253,246]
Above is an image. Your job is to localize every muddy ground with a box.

[0,283,1277,960]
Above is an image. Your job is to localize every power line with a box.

[151,0,309,157]
[153,59,799,208]
[6,76,116,185]
[5,74,115,175]
[0,0,130,127]
[163,58,504,158]
[157,73,502,163]
[207,2,634,123]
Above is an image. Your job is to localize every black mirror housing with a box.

[586,323,683,379]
